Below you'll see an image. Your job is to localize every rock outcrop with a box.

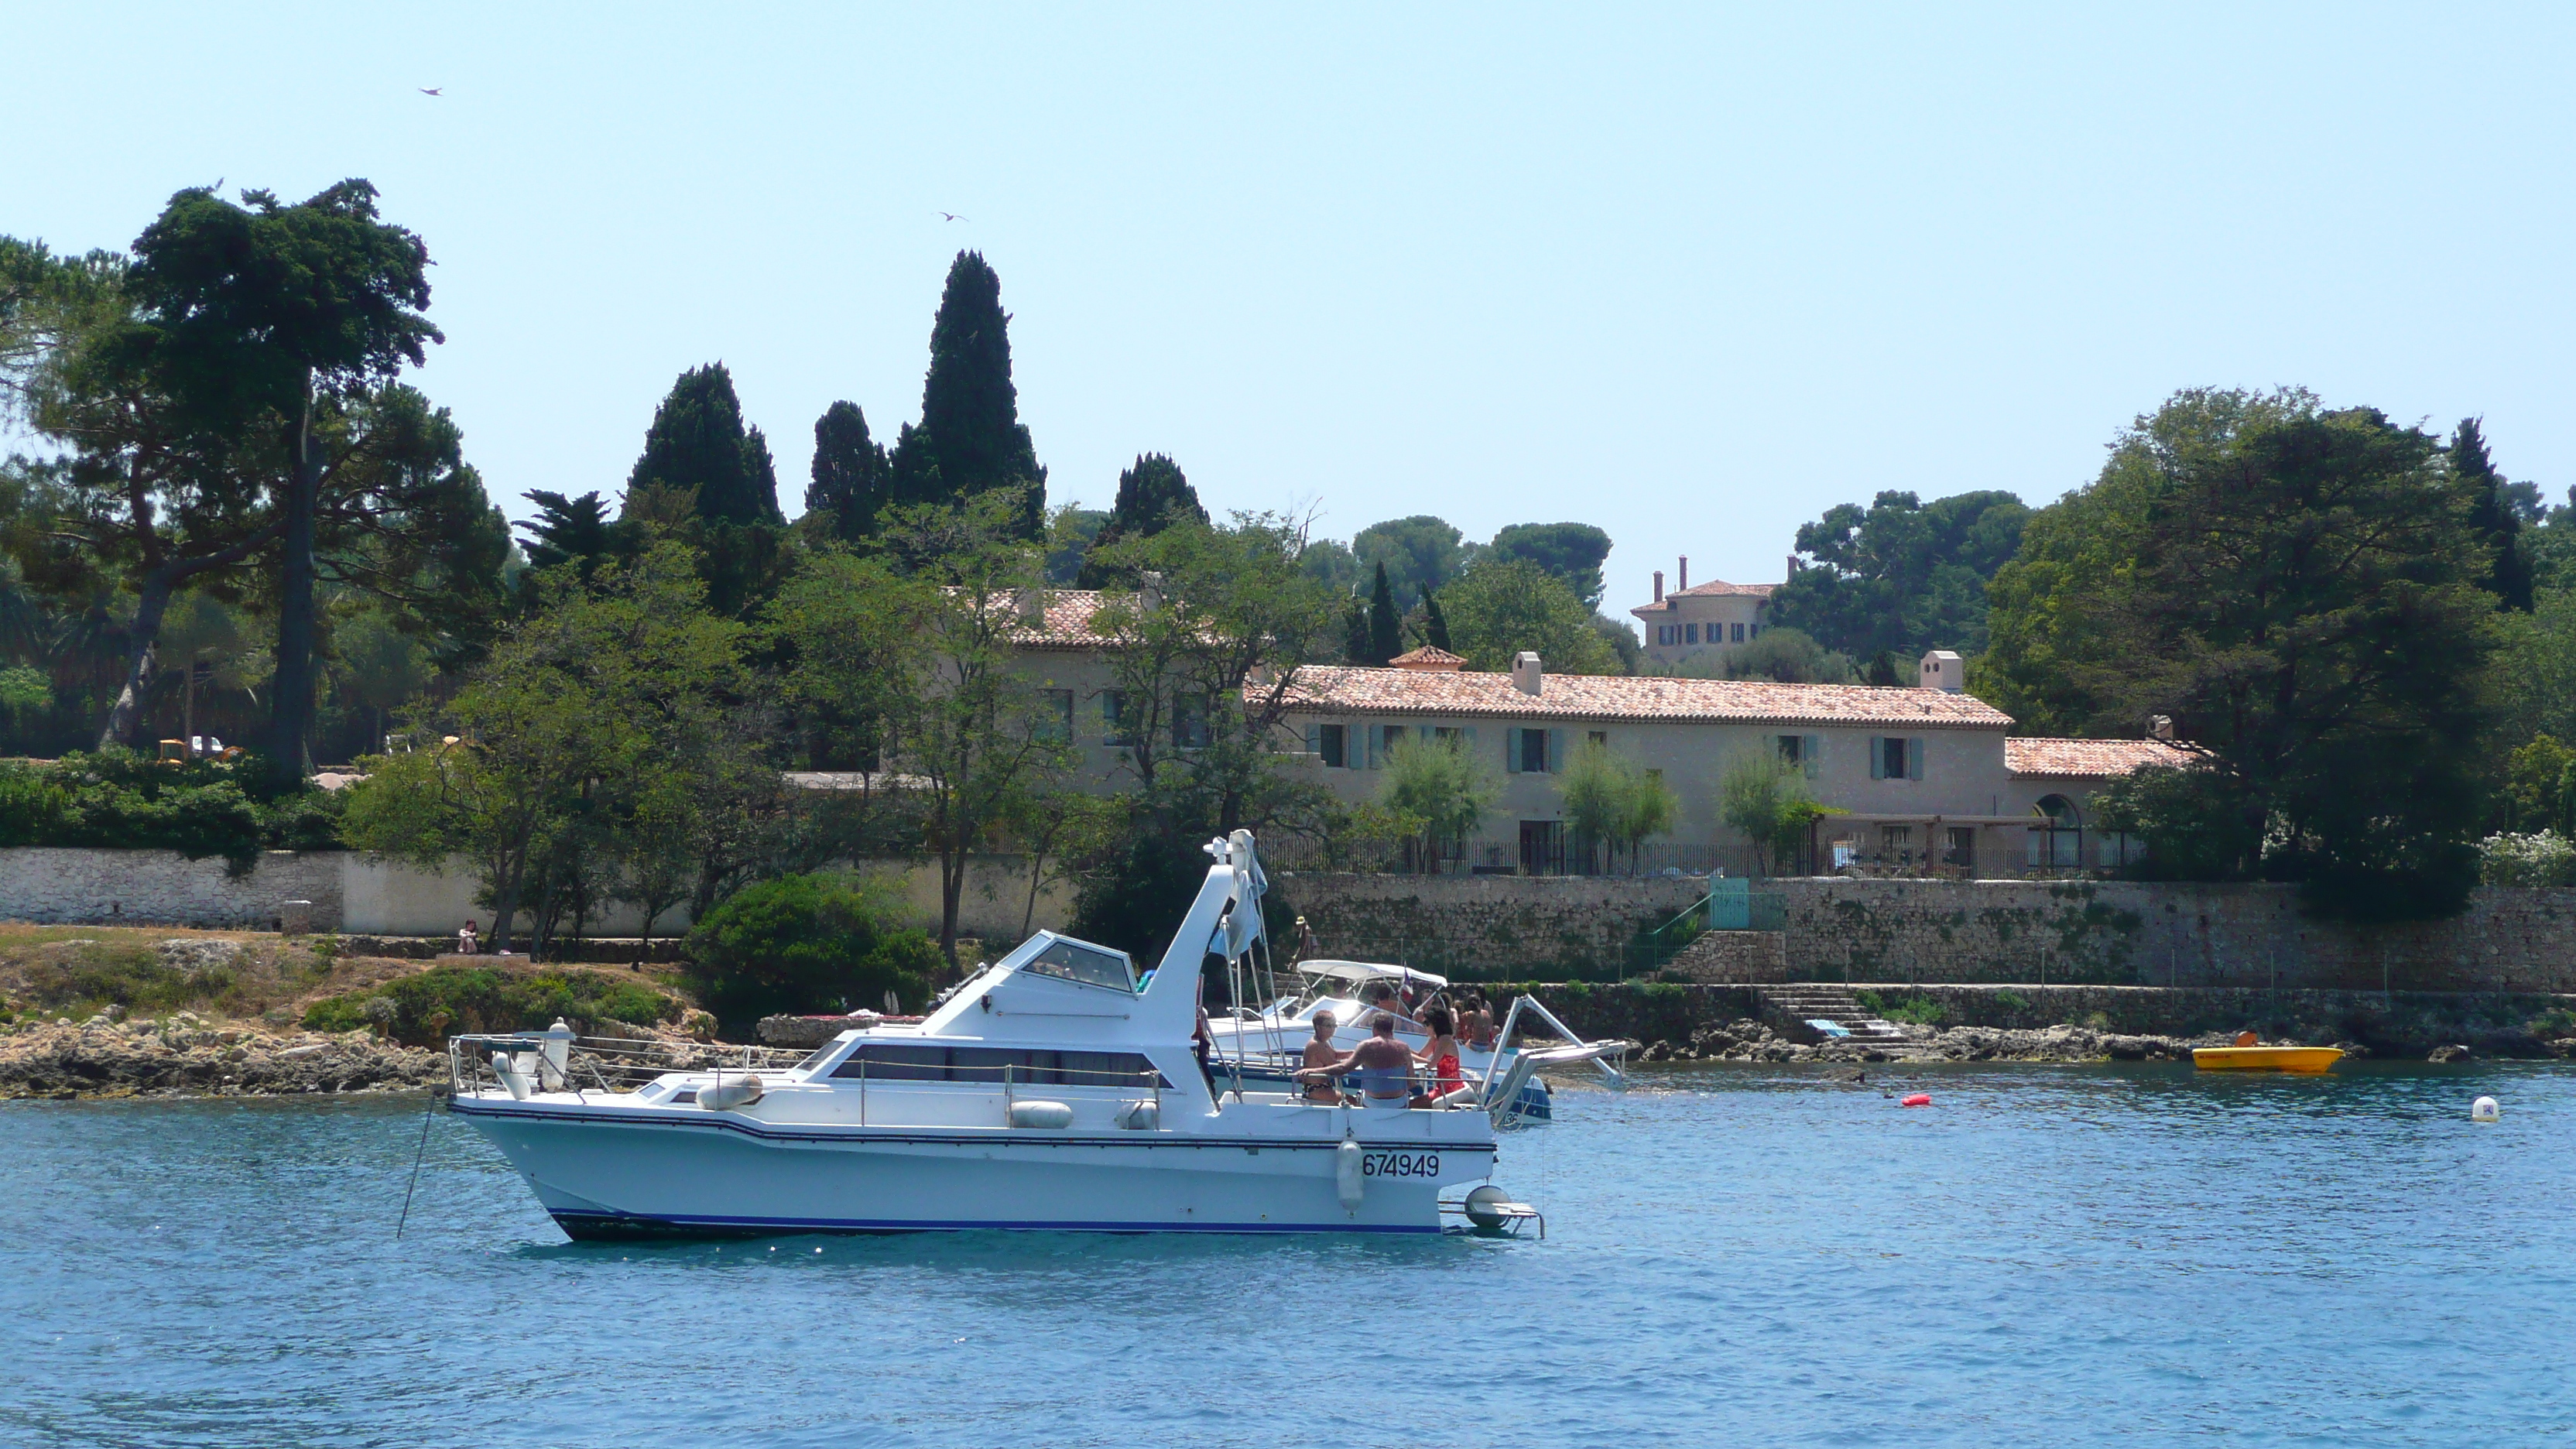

[0,1012,447,1098]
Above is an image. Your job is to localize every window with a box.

[1777,735,1803,765]
[1879,824,1913,852]
[1101,690,1132,745]
[1022,937,1136,991]
[1309,722,1348,769]
[1945,827,1975,868]
[1507,727,1556,774]
[1172,694,1211,748]
[1871,736,1924,781]
[1656,625,1678,646]
[1588,730,1608,748]
[1731,622,1745,643]
[1684,623,1699,645]
[831,1044,1170,1088]
[2027,795,2082,868]
[1036,689,1073,743]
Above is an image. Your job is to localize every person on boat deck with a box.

[1417,1007,1466,1100]
[2234,1029,2259,1047]
[1296,1016,1430,1108]
[1302,1010,1351,1104]
[1355,983,1420,1034]
[1466,1001,1498,1053]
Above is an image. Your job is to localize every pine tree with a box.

[887,252,1046,536]
[519,490,612,575]
[1423,589,1454,652]
[806,400,889,542]
[1077,453,1206,587]
[625,364,782,526]
[2454,417,2534,611]
[1365,562,1402,665]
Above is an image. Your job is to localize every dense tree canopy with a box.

[1438,558,1620,674]
[1767,489,2027,661]
[1076,453,1204,587]
[1352,516,1468,610]
[887,252,1045,538]
[1985,388,2496,919]
[804,399,889,543]
[625,364,782,527]
[1485,522,1612,608]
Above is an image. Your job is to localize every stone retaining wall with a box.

[1276,872,2576,993]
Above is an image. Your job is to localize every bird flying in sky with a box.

[420,87,444,97]
[937,211,968,222]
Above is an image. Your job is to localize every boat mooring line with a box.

[395,1089,437,1239]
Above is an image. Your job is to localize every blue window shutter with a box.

[1305,724,1320,757]
[1804,734,1821,779]
[1505,728,1521,773]
[1547,728,1566,773]
[1910,738,1926,781]
[1870,737,1886,780]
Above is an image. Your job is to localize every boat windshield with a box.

[1019,938,1136,992]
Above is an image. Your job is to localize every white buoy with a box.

[2472,1095,2500,1124]
[1335,1138,1365,1208]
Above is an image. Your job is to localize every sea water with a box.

[1,1061,2568,1447]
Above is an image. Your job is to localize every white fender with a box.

[540,1018,574,1091]
[699,1075,764,1112]
[1335,1138,1365,1208]
[1009,1100,1074,1129]
[489,1050,533,1101]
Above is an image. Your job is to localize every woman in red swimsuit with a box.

[1415,1006,1466,1101]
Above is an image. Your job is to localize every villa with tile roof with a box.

[1629,555,1778,668]
[999,587,2182,877]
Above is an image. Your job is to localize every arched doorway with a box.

[2027,795,2082,868]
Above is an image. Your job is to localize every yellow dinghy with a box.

[2192,1046,2344,1073]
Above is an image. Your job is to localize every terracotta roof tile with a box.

[1389,646,1467,671]
[1279,664,2013,729]
[2005,737,2200,779]
[1004,590,1112,649]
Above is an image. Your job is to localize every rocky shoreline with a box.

[0,1012,449,1100]
[1631,1018,2576,1066]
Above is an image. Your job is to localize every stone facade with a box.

[1276,871,2576,994]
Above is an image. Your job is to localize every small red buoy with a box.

[1900,1093,1932,1108]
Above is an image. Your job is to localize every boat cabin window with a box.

[1020,939,1136,992]
[831,1044,1171,1088]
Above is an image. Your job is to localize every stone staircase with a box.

[1756,985,1911,1049]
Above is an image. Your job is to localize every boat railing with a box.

[447,1031,808,1098]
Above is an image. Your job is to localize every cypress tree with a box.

[886,251,1046,536]
[806,400,890,542]
[1077,453,1207,587]
[1423,589,1454,652]
[1365,562,1402,665]
[625,363,782,526]
[1344,600,1372,664]
[2454,417,2534,611]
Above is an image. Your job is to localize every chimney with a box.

[2150,714,2175,741]
[1678,556,1689,591]
[1511,651,1543,696]
[1139,570,1164,612]
[1016,586,1046,624]
[1919,650,1965,693]
[1652,570,1664,604]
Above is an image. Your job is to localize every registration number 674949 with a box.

[1362,1151,1440,1178]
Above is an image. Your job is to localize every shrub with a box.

[1856,988,1944,1026]
[2478,831,2576,887]
[681,872,937,1036]
[300,965,677,1047]
[0,749,344,872]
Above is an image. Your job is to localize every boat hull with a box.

[2191,1046,2345,1073]
[451,1098,1486,1238]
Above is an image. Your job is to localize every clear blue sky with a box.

[10,4,2572,618]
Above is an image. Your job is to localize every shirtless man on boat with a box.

[1301,1011,1350,1104]
[1296,1015,1426,1108]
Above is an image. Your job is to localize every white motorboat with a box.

[1203,959,1633,1125]
[446,832,1536,1238]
